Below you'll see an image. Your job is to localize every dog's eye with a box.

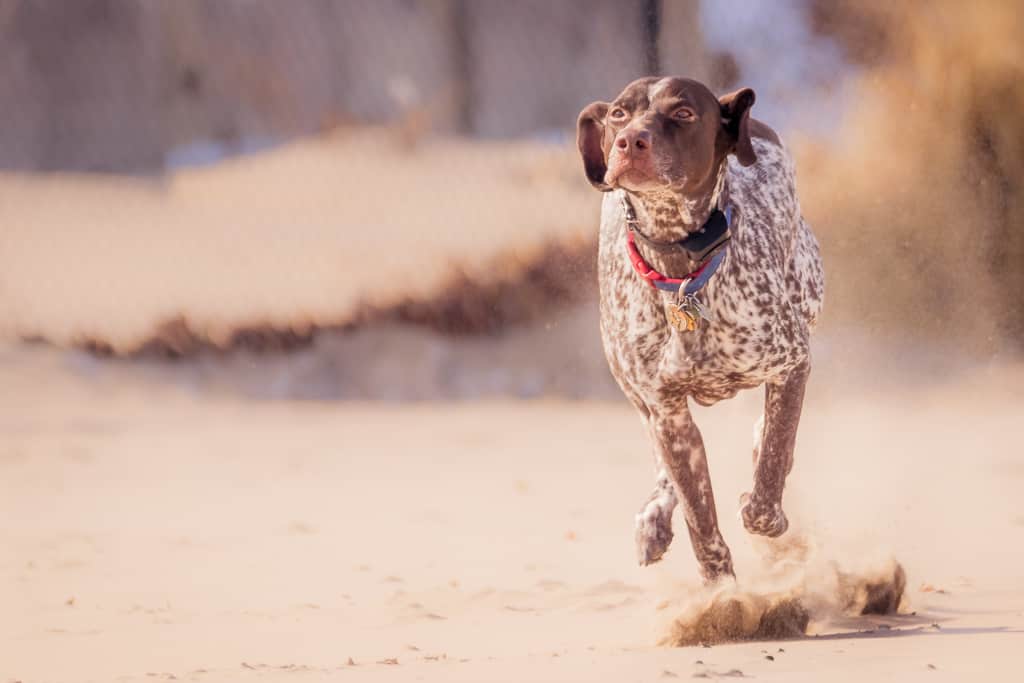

[609,108,627,120]
[672,108,696,122]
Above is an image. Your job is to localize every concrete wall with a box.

[465,0,648,137]
[0,0,704,172]
[1,0,165,172]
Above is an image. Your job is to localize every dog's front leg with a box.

[741,359,810,538]
[650,404,735,583]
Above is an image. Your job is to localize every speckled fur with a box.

[584,80,824,583]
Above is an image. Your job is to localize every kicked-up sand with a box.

[1,344,1023,682]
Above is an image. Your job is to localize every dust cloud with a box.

[797,0,1024,351]
[659,530,907,646]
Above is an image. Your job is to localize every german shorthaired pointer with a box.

[577,77,824,583]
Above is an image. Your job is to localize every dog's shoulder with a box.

[749,118,781,146]
[727,134,800,249]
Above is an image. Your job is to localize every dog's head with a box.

[576,77,757,193]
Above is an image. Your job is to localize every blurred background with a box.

[1,0,1022,397]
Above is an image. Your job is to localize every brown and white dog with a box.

[577,77,824,583]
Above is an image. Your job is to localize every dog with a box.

[576,77,824,583]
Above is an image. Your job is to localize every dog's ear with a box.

[576,101,612,191]
[719,88,756,167]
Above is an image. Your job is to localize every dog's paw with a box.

[635,505,674,566]
[738,493,789,538]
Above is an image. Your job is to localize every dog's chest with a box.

[597,190,812,406]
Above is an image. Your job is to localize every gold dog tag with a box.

[666,303,697,332]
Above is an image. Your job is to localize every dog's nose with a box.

[615,129,651,155]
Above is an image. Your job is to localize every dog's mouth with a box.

[606,162,664,191]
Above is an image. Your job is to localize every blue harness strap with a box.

[649,246,729,293]
[645,204,732,295]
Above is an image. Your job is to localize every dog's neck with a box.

[626,160,728,241]
[624,161,729,278]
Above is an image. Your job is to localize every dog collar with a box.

[622,195,732,294]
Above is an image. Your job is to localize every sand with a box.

[2,343,1023,682]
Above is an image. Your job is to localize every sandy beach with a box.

[3,345,1022,682]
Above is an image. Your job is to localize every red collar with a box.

[626,229,715,290]
[623,203,733,294]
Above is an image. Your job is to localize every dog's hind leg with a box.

[635,464,678,566]
[751,412,765,467]
[626,393,680,566]
[741,359,810,538]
